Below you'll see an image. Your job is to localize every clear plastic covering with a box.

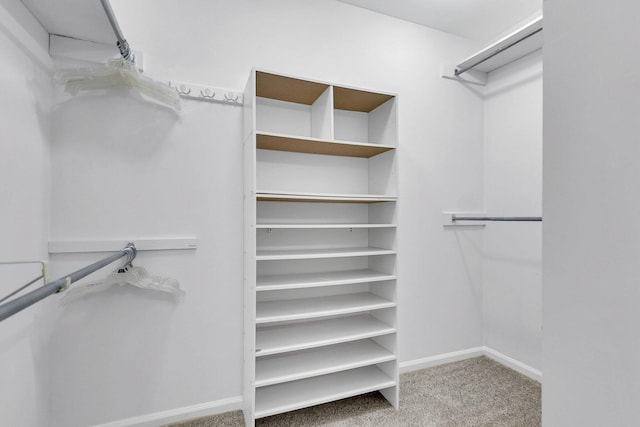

[62,264,184,303]
[56,58,181,111]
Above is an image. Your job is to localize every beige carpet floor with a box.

[166,356,541,427]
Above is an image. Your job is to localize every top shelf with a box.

[256,71,394,113]
[257,72,329,105]
[333,87,394,113]
[256,132,395,158]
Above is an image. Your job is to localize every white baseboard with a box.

[483,346,542,383]
[91,396,242,427]
[400,346,542,383]
[399,347,485,374]
[93,348,539,426]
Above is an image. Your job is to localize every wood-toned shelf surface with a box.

[333,86,394,112]
[257,191,397,204]
[256,132,395,158]
[256,269,397,291]
[256,223,395,229]
[256,247,395,261]
[255,365,395,418]
[255,314,395,357]
[256,71,329,105]
[255,340,395,387]
[256,292,395,324]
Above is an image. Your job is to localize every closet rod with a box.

[452,215,542,222]
[99,0,134,62]
[0,244,136,322]
[454,17,543,76]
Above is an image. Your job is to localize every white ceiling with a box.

[20,0,542,46]
[338,0,542,42]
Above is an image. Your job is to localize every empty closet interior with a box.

[21,0,634,426]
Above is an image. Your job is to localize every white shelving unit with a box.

[243,69,399,426]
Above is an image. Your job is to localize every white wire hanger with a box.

[56,0,181,112]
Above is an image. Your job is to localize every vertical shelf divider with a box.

[311,86,334,140]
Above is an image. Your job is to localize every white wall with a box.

[45,0,486,425]
[543,0,640,425]
[0,1,52,426]
[483,50,542,370]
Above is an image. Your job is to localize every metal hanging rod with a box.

[452,215,542,222]
[454,16,543,76]
[99,0,134,62]
[0,244,136,322]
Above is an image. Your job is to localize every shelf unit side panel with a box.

[368,150,398,197]
[243,132,257,423]
[368,97,397,146]
[368,228,397,252]
[243,71,256,142]
[311,86,334,140]
[368,202,397,225]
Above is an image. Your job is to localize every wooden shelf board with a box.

[333,86,394,112]
[256,247,395,261]
[256,71,329,105]
[255,365,395,418]
[257,191,397,204]
[256,132,394,158]
[256,224,395,229]
[256,269,396,291]
[256,314,395,357]
[256,292,395,324]
[255,340,395,387]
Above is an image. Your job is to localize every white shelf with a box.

[256,269,396,291]
[255,365,395,418]
[256,223,395,229]
[256,247,395,261]
[255,340,395,387]
[256,314,395,357]
[256,131,395,158]
[256,292,395,324]
[257,191,397,204]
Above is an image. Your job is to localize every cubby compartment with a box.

[244,69,398,426]
[256,149,397,198]
[333,86,397,146]
[256,71,332,140]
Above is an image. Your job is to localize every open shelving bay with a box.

[243,69,399,426]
